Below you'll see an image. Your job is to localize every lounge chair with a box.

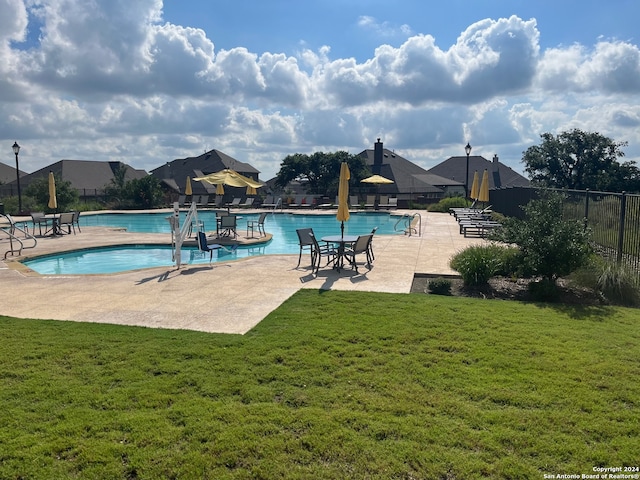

[349,195,359,209]
[247,212,267,237]
[227,198,242,208]
[218,214,237,238]
[178,195,186,207]
[364,195,375,209]
[197,195,210,207]
[381,197,397,209]
[197,231,223,262]
[308,231,337,274]
[239,197,254,208]
[378,195,389,209]
[296,228,315,267]
[261,195,276,208]
[344,234,374,273]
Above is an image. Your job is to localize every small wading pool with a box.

[23,211,406,274]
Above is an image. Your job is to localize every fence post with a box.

[617,192,627,264]
[584,189,590,231]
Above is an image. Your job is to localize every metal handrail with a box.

[1,214,38,259]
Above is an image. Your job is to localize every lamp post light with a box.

[12,141,22,214]
[464,142,472,199]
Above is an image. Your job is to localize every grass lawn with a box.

[1,290,639,479]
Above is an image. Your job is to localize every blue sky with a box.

[1,0,639,181]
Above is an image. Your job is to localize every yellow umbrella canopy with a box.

[194,169,263,189]
[478,169,490,203]
[360,174,394,184]
[469,170,479,200]
[48,171,57,210]
[185,176,193,196]
[337,162,350,235]
[246,185,257,195]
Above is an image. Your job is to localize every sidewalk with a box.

[0,211,485,334]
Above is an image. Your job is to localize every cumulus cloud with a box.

[0,0,639,180]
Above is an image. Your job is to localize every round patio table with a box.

[321,235,358,272]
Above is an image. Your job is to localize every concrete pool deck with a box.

[0,209,487,334]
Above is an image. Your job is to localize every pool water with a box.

[25,212,405,274]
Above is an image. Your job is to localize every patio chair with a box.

[344,234,374,273]
[368,226,378,261]
[218,214,237,238]
[197,195,210,207]
[197,231,223,262]
[308,231,337,274]
[178,195,186,207]
[58,212,76,234]
[295,227,315,267]
[247,212,267,237]
[72,211,81,233]
[30,212,50,236]
[349,195,359,208]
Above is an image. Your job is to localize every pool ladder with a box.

[394,212,422,236]
[1,214,38,259]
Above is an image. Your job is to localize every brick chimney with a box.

[373,138,383,174]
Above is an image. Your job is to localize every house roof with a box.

[428,155,530,190]
[16,160,147,191]
[357,148,444,195]
[150,149,261,195]
[0,162,27,184]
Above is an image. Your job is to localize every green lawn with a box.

[1,290,639,479]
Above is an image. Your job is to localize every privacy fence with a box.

[490,186,640,283]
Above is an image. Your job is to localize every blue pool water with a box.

[24,212,405,274]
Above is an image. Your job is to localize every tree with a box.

[275,151,370,197]
[122,175,164,209]
[24,174,79,212]
[490,191,591,284]
[522,129,639,193]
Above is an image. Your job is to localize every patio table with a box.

[321,235,358,272]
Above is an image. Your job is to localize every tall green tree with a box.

[275,151,370,197]
[24,174,79,212]
[522,129,639,192]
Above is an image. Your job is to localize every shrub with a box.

[528,278,560,302]
[450,244,504,286]
[427,277,452,295]
[490,191,592,283]
[428,196,469,213]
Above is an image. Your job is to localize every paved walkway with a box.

[0,210,486,334]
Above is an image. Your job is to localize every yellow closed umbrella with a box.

[48,171,57,211]
[337,162,350,237]
[469,171,479,200]
[478,169,490,203]
[185,176,193,196]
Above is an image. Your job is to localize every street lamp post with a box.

[464,142,472,199]
[12,142,22,214]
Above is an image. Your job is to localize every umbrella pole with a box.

[341,221,344,238]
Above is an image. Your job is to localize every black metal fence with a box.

[491,186,640,282]
[0,186,109,205]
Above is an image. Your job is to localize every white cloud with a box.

[0,1,639,181]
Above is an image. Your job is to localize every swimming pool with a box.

[24,212,405,274]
